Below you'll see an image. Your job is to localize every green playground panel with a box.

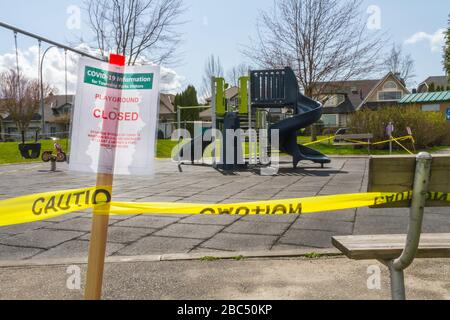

[215,77,226,115]
[238,76,249,115]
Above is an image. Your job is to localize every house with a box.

[0,94,74,141]
[314,72,410,128]
[200,86,239,121]
[1,93,177,141]
[44,94,74,135]
[417,76,450,93]
[158,93,176,139]
[314,79,378,128]
[399,90,450,144]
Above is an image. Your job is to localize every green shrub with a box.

[348,106,448,149]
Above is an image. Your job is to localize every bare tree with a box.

[0,69,53,141]
[384,43,415,86]
[201,55,224,99]
[243,0,386,98]
[84,0,185,65]
[226,64,250,87]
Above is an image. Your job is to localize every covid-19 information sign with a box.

[69,57,160,176]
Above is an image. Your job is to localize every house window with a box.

[321,114,338,127]
[384,81,398,90]
[50,127,57,135]
[378,91,403,101]
[422,104,440,112]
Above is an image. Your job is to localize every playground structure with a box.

[0,21,105,160]
[178,67,331,171]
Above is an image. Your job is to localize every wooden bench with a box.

[334,134,373,154]
[332,153,450,300]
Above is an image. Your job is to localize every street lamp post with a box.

[40,45,57,138]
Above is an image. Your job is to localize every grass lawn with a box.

[0,137,448,164]
[0,140,71,165]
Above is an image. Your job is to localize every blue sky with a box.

[0,0,448,93]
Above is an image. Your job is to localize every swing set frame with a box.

[0,21,106,158]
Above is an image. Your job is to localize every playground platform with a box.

[1,157,450,261]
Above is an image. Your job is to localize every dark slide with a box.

[270,94,331,168]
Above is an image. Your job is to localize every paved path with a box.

[1,257,449,300]
[0,157,449,261]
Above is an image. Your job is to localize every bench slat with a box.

[336,134,374,140]
[332,233,450,260]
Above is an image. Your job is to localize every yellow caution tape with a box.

[1,187,449,227]
[304,136,336,146]
[0,187,112,227]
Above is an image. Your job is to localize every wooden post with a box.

[84,53,126,300]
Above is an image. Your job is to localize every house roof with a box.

[314,79,379,110]
[44,94,74,122]
[418,76,449,89]
[322,94,356,115]
[159,93,176,115]
[199,106,212,119]
[206,86,239,103]
[356,72,410,110]
[399,91,450,104]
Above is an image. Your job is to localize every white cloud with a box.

[0,44,184,95]
[405,28,446,53]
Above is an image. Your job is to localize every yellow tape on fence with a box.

[1,187,449,227]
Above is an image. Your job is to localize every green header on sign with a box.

[84,66,154,90]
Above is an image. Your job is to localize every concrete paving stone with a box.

[180,215,240,226]
[292,217,354,234]
[240,214,298,224]
[106,214,136,221]
[224,221,290,236]
[154,224,224,240]
[219,198,264,204]
[113,215,180,229]
[181,195,230,204]
[356,207,409,217]
[44,212,90,223]
[301,209,356,222]
[226,194,278,201]
[273,192,318,198]
[160,190,200,197]
[318,188,361,195]
[81,226,157,244]
[353,215,409,235]
[279,229,339,248]
[135,196,185,202]
[0,234,11,241]
[0,229,85,249]
[115,236,202,256]
[32,240,124,259]
[425,208,450,215]
[0,244,43,261]
[0,222,50,236]
[188,247,232,255]
[422,214,450,233]
[44,217,98,232]
[201,233,278,251]
[271,244,316,251]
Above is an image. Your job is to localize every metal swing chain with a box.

[38,40,41,88]
[64,49,68,105]
[13,32,21,99]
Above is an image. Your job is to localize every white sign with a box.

[69,57,160,176]
[386,122,395,137]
